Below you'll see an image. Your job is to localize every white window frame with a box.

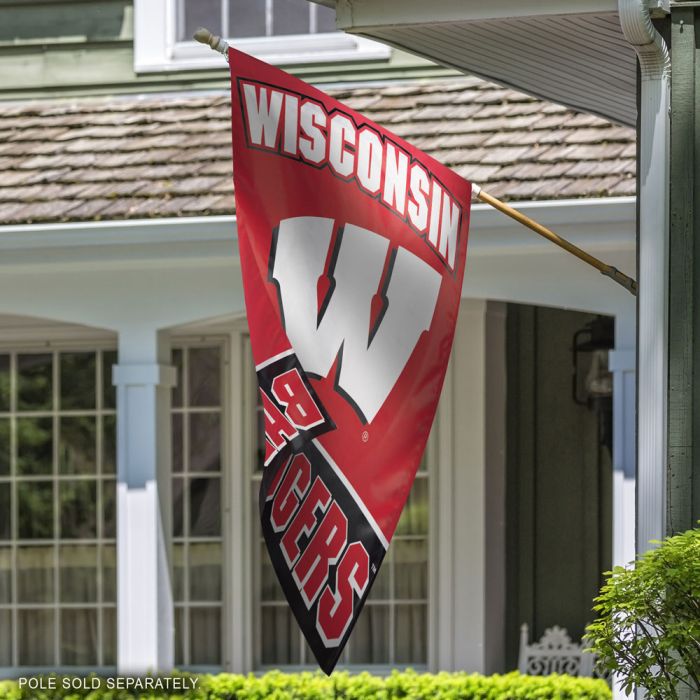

[133,0,391,74]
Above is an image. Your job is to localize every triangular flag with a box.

[229,47,471,673]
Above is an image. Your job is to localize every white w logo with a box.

[271,217,441,423]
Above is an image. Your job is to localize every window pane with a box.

[260,542,283,601]
[190,543,222,602]
[172,349,183,408]
[174,606,185,666]
[172,414,183,474]
[181,0,222,41]
[103,479,116,539]
[60,545,97,603]
[370,548,391,599]
[103,415,116,474]
[61,608,97,666]
[17,417,53,476]
[190,607,221,665]
[19,609,54,666]
[395,604,427,664]
[103,545,116,603]
[60,417,96,474]
[0,548,11,604]
[395,477,428,536]
[103,607,116,666]
[173,544,185,602]
[0,609,11,666]
[17,353,52,411]
[0,483,9,541]
[60,480,97,539]
[261,607,300,665]
[173,477,184,538]
[255,403,265,472]
[189,413,220,472]
[273,0,310,35]
[18,481,53,539]
[0,418,9,476]
[17,546,53,603]
[316,4,336,33]
[417,450,429,475]
[102,351,117,410]
[190,477,220,536]
[394,539,428,600]
[189,347,220,407]
[229,0,266,37]
[60,352,96,410]
[0,355,9,413]
[351,604,390,664]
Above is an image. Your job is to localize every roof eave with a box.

[320,0,643,126]
[333,0,619,27]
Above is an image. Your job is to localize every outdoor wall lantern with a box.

[572,315,614,455]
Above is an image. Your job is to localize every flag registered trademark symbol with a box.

[362,430,369,443]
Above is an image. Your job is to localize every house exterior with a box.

[0,0,637,679]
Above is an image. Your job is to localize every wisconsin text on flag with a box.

[238,79,462,270]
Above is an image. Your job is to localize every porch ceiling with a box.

[327,0,639,126]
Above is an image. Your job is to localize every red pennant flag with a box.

[229,47,471,673]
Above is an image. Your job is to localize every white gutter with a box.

[617,1,670,558]
[0,197,632,250]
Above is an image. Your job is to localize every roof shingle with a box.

[0,77,635,226]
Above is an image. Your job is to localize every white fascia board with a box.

[0,215,237,251]
[335,0,618,30]
[0,196,634,268]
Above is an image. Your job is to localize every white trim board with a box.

[0,197,634,252]
[335,0,619,27]
[133,0,390,74]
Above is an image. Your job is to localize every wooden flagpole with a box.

[473,185,637,296]
[194,28,638,297]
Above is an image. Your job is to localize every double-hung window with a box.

[134,0,390,73]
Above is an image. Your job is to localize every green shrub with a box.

[585,526,700,699]
[0,669,611,700]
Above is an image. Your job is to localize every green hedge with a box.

[0,670,612,700]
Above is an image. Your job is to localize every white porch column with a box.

[610,314,636,570]
[609,312,637,700]
[433,299,506,673]
[618,0,670,559]
[114,328,176,674]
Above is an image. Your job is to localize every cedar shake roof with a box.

[0,77,635,226]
